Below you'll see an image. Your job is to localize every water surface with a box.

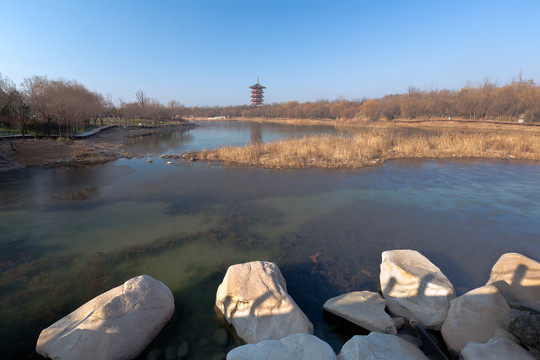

[0,121,539,359]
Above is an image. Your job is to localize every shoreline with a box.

[0,123,195,172]
[2,119,540,172]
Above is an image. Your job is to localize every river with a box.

[0,121,539,359]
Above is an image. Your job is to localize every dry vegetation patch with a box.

[192,131,540,169]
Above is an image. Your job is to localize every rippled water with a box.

[0,121,539,359]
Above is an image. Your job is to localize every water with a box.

[0,121,539,359]
[124,120,346,155]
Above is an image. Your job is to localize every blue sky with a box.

[1,0,539,106]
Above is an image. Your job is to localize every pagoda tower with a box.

[249,78,266,106]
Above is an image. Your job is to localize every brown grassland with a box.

[189,129,540,169]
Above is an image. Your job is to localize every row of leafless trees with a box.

[0,74,186,138]
[2,73,539,139]
[116,91,186,125]
[193,78,540,123]
[0,75,106,138]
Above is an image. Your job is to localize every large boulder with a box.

[486,252,540,312]
[36,275,175,360]
[441,283,517,356]
[379,249,455,330]
[226,333,337,360]
[215,261,313,344]
[337,332,428,360]
[323,291,396,334]
[460,337,535,360]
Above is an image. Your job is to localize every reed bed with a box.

[191,131,540,169]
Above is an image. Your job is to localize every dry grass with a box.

[189,130,540,169]
[210,116,540,133]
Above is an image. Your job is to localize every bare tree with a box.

[0,74,19,150]
[135,90,148,107]
[23,76,55,135]
[360,99,381,121]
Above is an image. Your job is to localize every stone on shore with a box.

[337,332,428,360]
[460,337,535,360]
[485,252,540,312]
[379,249,456,330]
[323,291,397,334]
[441,283,517,356]
[36,275,175,360]
[215,261,313,344]
[226,333,337,360]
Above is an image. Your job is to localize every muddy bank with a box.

[0,124,195,171]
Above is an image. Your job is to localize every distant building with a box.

[250,78,266,106]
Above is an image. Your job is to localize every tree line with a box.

[193,77,540,123]
[2,73,539,141]
[0,74,186,139]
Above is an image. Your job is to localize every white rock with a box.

[226,333,337,360]
[337,332,428,360]
[485,252,540,312]
[441,284,517,356]
[461,337,535,360]
[215,261,313,343]
[36,275,175,360]
[323,291,396,334]
[380,249,456,330]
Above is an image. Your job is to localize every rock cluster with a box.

[220,252,538,360]
[35,251,539,360]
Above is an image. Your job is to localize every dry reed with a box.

[190,130,540,169]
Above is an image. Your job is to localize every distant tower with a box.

[249,78,266,106]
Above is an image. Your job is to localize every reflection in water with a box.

[0,122,539,359]
[250,122,262,143]
[124,129,195,155]
[124,120,343,156]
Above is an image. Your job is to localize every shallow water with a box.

[0,121,539,359]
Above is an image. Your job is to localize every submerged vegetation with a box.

[189,131,540,169]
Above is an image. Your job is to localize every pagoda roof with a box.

[249,79,266,89]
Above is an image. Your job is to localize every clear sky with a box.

[1,0,539,106]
